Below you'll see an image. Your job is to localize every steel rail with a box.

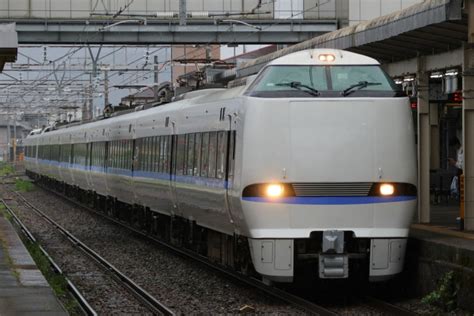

[6,192,175,316]
[35,183,337,316]
[0,198,97,316]
[360,296,418,316]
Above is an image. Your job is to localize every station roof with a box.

[0,23,18,72]
[237,0,467,78]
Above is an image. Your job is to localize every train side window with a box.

[152,137,157,172]
[137,139,141,171]
[94,144,97,167]
[156,136,161,172]
[130,140,134,171]
[216,131,227,179]
[153,136,159,172]
[120,140,127,169]
[96,143,99,168]
[125,140,128,170]
[176,135,186,176]
[123,140,127,170]
[147,137,152,172]
[114,141,118,169]
[143,138,149,171]
[145,138,149,171]
[149,137,153,172]
[107,142,111,168]
[84,144,90,167]
[117,141,122,169]
[183,134,188,175]
[208,132,217,178]
[158,136,164,172]
[194,133,202,176]
[146,137,151,172]
[89,143,94,167]
[116,141,120,169]
[162,136,169,173]
[187,133,195,176]
[149,137,154,172]
[117,141,121,169]
[111,142,115,169]
[228,131,236,179]
[166,135,171,173]
[127,140,132,171]
[200,132,209,177]
[126,140,130,170]
[158,136,163,173]
[136,138,142,171]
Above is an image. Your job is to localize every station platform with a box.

[406,222,474,311]
[0,214,67,315]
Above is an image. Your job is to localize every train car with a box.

[23,49,417,284]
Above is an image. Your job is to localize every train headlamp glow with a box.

[318,54,335,62]
[380,184,395,196]
[266,184,285,198]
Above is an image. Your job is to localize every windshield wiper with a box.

[275,81,320,96]
[341,81,382,96]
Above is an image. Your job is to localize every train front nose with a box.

[285,99,416,235]
[288,100,376,182]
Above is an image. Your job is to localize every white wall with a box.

[0,0,342,20]
[349,0,423,25]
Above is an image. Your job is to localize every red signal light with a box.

[410,101,417,109]
[453,90,462,102]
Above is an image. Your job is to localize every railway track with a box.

[0,198,97,316]
[32,184,335,315]
[29,182,419,316]
[1,191,174,316]
[358,296,418,316]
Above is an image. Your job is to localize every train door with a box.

[85,142,93,190]
[224,123,236,225]
[170,133,179,216]
[86,142,93,190]
[104,141,109,195]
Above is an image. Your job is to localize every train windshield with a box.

[246,65,400,98]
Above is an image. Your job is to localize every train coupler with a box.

[319,230,349,278]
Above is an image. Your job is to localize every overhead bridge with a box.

[0,23,17,71]
[7,20,338,45]
[0,0,342,44]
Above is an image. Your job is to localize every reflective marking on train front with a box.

[241,196,416,205]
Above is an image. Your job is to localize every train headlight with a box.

[318,54,335,62]
[380,184,395,196]
[266,184,285,198]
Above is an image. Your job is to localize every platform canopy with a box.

[237,0,467,78]
[0,23,17,72]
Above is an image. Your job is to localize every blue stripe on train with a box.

[241,196,416,205]
[34,159,228,189]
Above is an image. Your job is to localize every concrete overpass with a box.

[0,23,17,71]
[0,0,345,44]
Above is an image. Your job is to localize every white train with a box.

[24,49,417,283]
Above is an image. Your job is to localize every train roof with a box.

[25,83,247,143]
[268,49,379,66]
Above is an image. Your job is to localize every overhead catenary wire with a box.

[2,1,323,117]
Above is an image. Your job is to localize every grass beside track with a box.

[22,240,81,314]
[0,163,15,177]
[0,197,81,315]
[14,179,34,192]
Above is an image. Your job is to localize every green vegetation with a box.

[14,179,34,192]
[0,205,80,315]
[0,163,15,177]
[422,271,459,312]
[23,240,81,314]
